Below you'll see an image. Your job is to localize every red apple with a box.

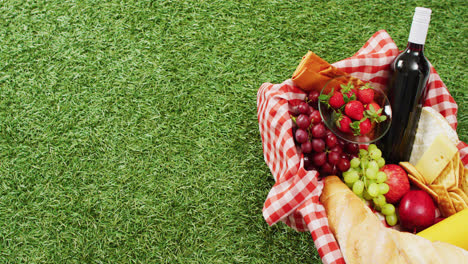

[380,164,410,204]
[398,190,436,233]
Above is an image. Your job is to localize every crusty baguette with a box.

[320,176,468,264]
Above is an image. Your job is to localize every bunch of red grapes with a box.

[291,90,359,176]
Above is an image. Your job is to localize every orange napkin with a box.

[292,51,363,94]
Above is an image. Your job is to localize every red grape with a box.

[325,133,338,148]
[311,138,325,152]
[311,123,326,138]
[337,139,345,149]
[296,114,311,129]
[312,152,327,166]
[309,110,322,124]
[330,145,342,154]
[290,105,300,115]
[321,162,334,175]
[307,163,318,172]
[303,155,311,168]
[298,102,310,115]
[295,129,308,143]
[308,91,320,107]
[337,158,351,172]
[344,142,359,154]
[301,141,313,153]
[327,151,341,165]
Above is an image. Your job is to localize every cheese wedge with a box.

[410,107,459,165]
[417,208,468,251]
[415,134,458,184]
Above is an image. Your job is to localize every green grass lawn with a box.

[0,0,466,263]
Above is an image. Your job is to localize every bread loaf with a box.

[319,176,468,263]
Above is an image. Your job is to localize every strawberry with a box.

[340,82,357,101]
[359,118,372,135]
[365,102,387,123]
[345,89,357,100]
[357,89,374,104]
[357,84,374,104]
[336,115,352,134]
[344,100,364,120]
[329,91,345,109]
[350,118,372,136]
[365,102,381,114]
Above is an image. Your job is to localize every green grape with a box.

[368,183,379,197]
[381,203,395,216]
[359,149,368,157]
[367,179,376,186]
[373,194,386,207]
[363,190,373,201]
[376,157,385,168]
[376,171,387,183]
[368,160,379,171]
[352,180,364,195]
[366,167,378,180]
[386,214,398,226]
[368,144,378,152]
[361,158,369,168]
[350,157,360,168]
[379,183,390,194]
[346,181,354,188]
[343,169,359,184]
[374,204,382,212]
[369,148,382,160]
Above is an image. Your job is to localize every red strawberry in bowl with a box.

[357,84,374,104]
[365,101,387,124]
[365,102,381,114]
[339,82,357,101]
[359,118,372,135]
[329,91,345,109]
[344,100,364,120]
[336,115,352,134]
[350,118,372,136]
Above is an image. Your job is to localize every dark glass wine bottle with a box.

[380,7,432,164]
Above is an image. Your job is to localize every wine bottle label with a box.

[408,7,431,45]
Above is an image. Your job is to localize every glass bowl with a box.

[318,76,392,144]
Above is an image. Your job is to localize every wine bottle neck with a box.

[406,42,425,52]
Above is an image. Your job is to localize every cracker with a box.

[452,152,460,190]
[458,160,465,188]
[430,184,456,217]
[400,162,426,185]
[407,174,438,201]
[448,191,467,212]
[451,188,468,205]
[433,160,457,190]
[461,168,468,195]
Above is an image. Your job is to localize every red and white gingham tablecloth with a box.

[257,30,468,264]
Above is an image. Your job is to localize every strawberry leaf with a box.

[359,83,373,90]
[378,115,387,122]
[343,93,350,103]
[319,88,334,103]
[350,120,361,136]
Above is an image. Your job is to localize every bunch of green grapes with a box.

[341,144,397,226]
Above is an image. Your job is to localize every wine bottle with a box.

[380,7,432,164]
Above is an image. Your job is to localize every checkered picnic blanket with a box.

[257,30,468,264]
